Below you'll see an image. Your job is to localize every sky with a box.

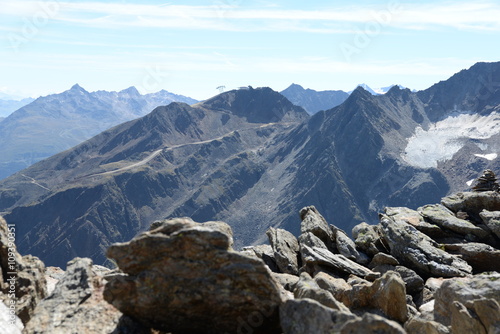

[1,0,499,101]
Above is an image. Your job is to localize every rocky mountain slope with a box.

[1,62,500,268]
[280,83,349,114]
[0,85,197,180]
[1,184,499,333]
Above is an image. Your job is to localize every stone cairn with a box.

[472,169,499,192]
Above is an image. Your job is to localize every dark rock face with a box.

[104,218,283,334]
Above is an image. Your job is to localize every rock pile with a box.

[1,189,500,333]
[472,169,500,192]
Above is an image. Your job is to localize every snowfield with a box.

[403,111,500,168]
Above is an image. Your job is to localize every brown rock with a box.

[294,272,349,312]
[404,316,450,334]
[444,242,500,273]
[344,271,408,323]
[104,217,283,334]
[340,313,406,334]
[434,272,500,326]
[0,216,47,324]
[24,257,121,334]
[450,301,487,334]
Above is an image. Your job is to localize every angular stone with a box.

[441,191,500,215]
[344,271,409,323]
[352,222,387,256]
[266,227,300,275]
[24,258,121,334]
[104,218,283,334]
[418,204,489,238]
[444,242,500,273]
[0,216,47,324]
[379,214,472,277]
[404,316,450,334]
[434,272,500,326]
[332,226,370,265]
[386,206,450,240]
[298,231,328,249]
[450,301,487,334]
[473,298,500,333]
[372,264,424,296]
[369,252,399,268]
[271,272,299,292]
[480,209,500,239]
[280,298,358,334]
[300,244,374,278]
[300,206,335,249]
[242,244,279,273]
[340,313,405,334]
[294,272,349,312]
[313,272,352,305]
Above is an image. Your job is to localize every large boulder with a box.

[340,313,405,334]
[0,216,47,324]
[434,272,500,326]
[444,242,500,273]
[266,227,300,275]
[352,222,387,256]
[23,258,121,334]
[104,218,283,334]
[379,214,472,277]
[441,191,500,215]
[418,204,489,238]
[480,210,500,239]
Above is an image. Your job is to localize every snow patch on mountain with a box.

[403,111,500,168]
[474,153,498,160]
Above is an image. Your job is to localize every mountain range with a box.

[0,97,35,117]
[1,62,499,268]
[0,85,197,180]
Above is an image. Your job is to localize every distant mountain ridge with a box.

[0,97,35,117]
[280,84,349,114]
[1,62,499,268]
[0,84,197,180]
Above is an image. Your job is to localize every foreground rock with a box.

[379,213,472,277]
[104,218,283,334]
[0,216,46,324]
[24,257,122,334]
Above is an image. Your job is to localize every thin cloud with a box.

[2,1,499,33]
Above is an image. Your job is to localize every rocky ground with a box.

[1,188,500,333]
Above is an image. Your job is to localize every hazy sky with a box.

[1,0,499,100]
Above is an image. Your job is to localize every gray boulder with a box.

[352,222,387,256]
[332,226,370,265]
[300,244,374,278]
[266,227,300,275]
[313,272,352,305]
[300,206,335,249]
[418,204,489,238]
[280,298,358,334]
[242,244,279,273]
[444,242,500,272]
[104,217,283,334]
[441,191,500,214]
[379,214,472,277]
[24,258,121,334]
[434,272,500,326]
[480,209,500,239]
